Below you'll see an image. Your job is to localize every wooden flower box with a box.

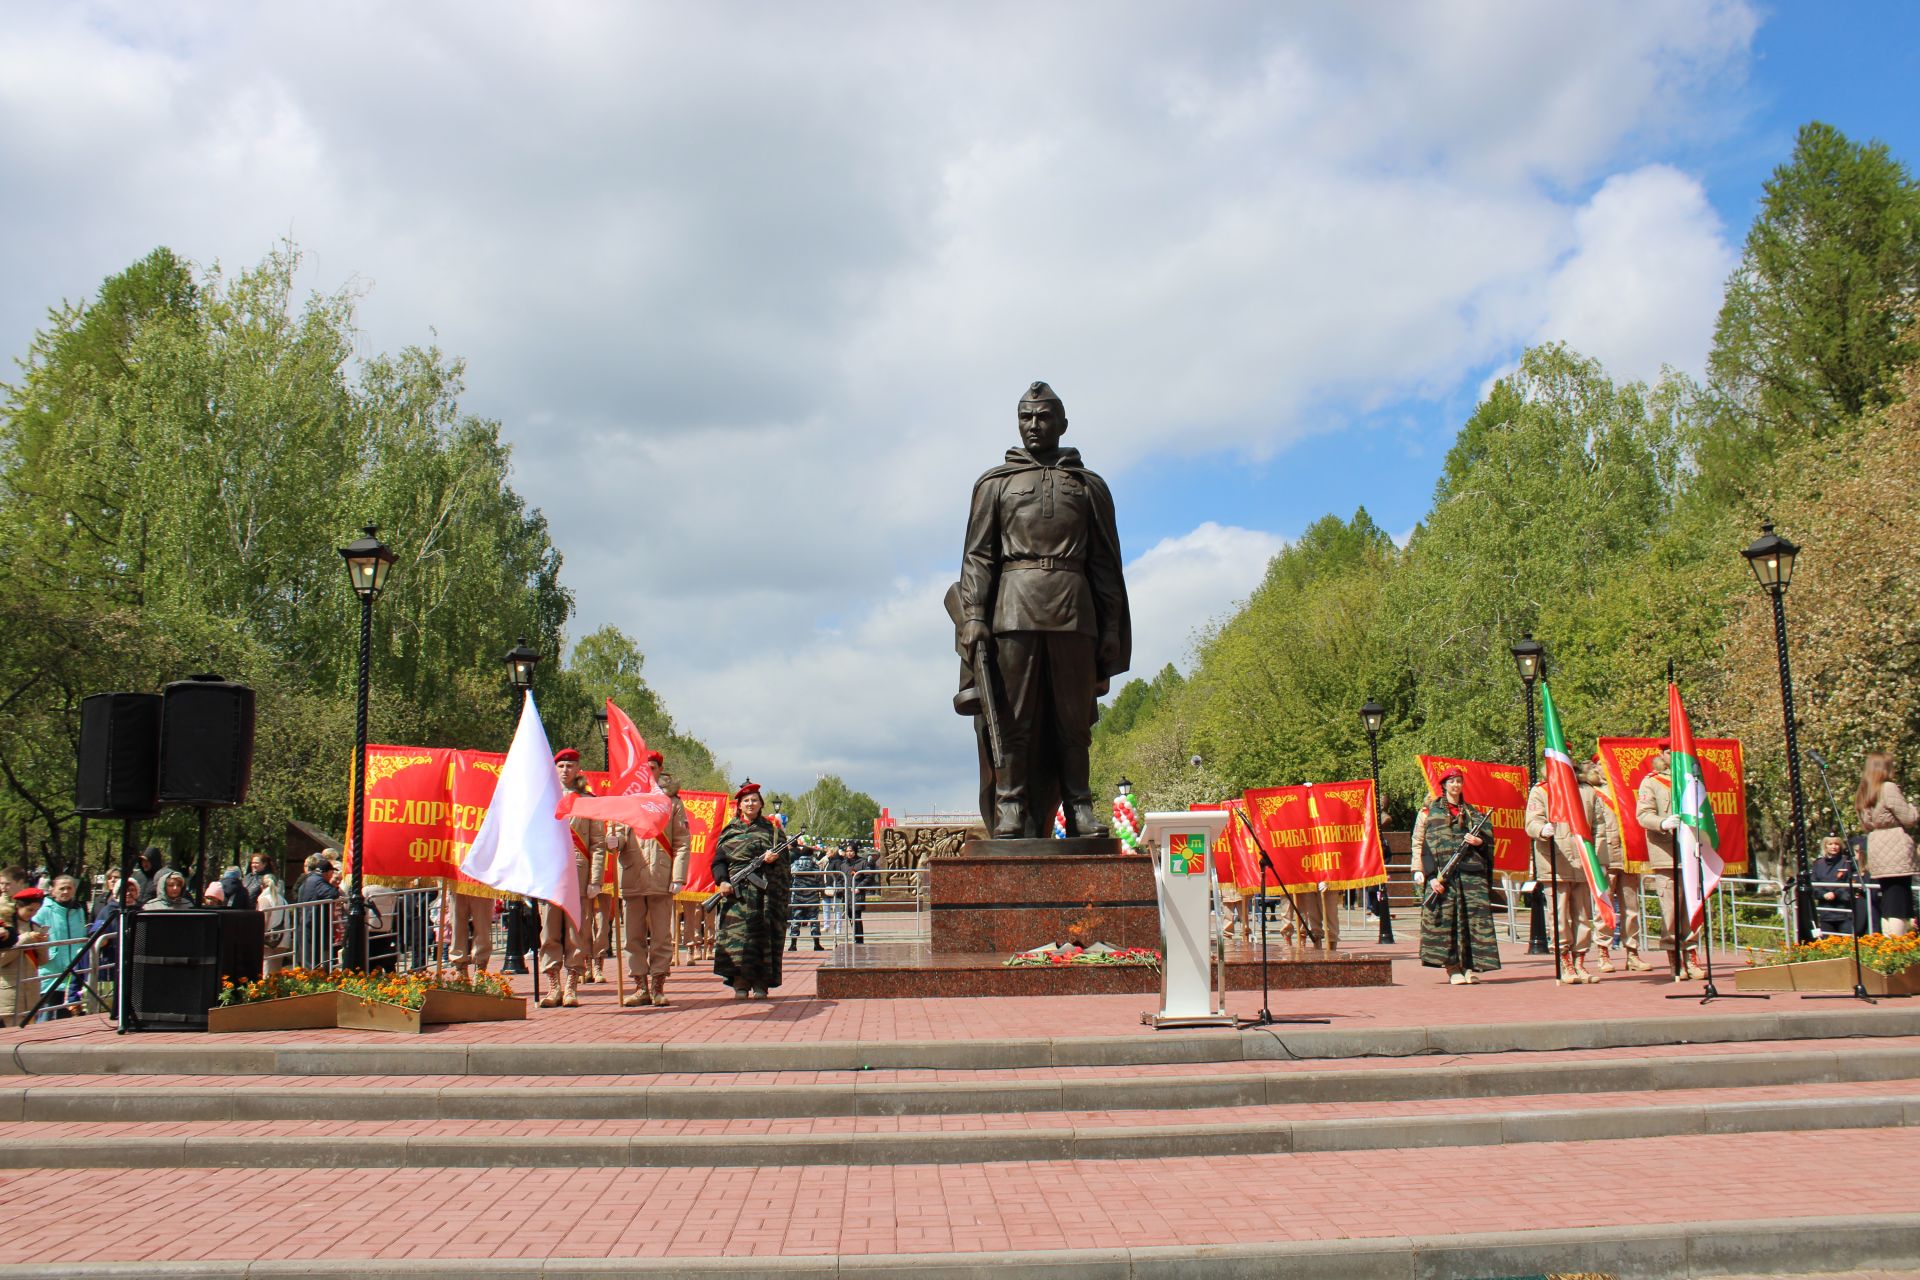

[335,996,425,1034]
[420,990,525,1024]
[206,983,524,1034]
[206,992,343,1034]
[1735,956,1920,995]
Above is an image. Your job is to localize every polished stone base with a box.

[816,942,1393,999]
[931,851,1156,953]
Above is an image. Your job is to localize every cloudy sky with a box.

[3,2,1916,812]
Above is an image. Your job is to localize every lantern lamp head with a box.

[1509,633,1545,684]
[1742,521,1798,591]
[504,637,540,690]
[338,525,395,601]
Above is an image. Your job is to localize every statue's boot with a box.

[1065,801,1108,839]
[994,798,1027,839]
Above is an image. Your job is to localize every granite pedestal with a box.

[931,849,1158,953]
[816,941,1392,999]
[816,838,1394,999]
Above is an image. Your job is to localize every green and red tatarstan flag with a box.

[1541,681,1614,933]
[1669,681,1723,930]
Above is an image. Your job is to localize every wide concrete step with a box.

[2,1132,1918,1278]
[9,1042,1919,1122]
[9,1006,1918,1075]
[3,1085,1916,1168]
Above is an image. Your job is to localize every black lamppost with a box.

[593,708,610,771]
[1743,522,1814,943]
[338,525,395,972]
[1359,700,1393,943]
[1510,633,1550,955]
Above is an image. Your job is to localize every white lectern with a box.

[1139,809,1235,1028]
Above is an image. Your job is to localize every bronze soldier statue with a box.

[953,382,1130,840]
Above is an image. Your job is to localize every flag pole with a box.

[613,842,627,1009]
[1665,664,1766,1005]
[434,881,447,980]
[1666,828,1766,1003]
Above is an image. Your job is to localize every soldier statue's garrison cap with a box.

[1018,380,1063,410]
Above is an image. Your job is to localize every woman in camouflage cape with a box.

[1419,769,1500,984]
[711,783,793,999]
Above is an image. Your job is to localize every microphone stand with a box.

[1232,809,1328,1027]
[1799,752,1895,1002]
[1802,862,1883,1003]
[1808,751,1850,841]
[1665,825,1767,1005]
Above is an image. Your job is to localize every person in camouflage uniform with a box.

[711,782,792,999]
[1419,768,1500,984]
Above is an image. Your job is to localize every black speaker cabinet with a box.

[125,909,265,1031]
[75,692,163,817]
[158,677,255,807]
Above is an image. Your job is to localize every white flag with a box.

[460,692,581,927]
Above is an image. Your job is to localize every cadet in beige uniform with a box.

[609,752,691,1007]
[1524,772,1603,983]
[540,748,605,1007]
[1291,881,1340,951]
[585,865,616,985]
[1636,744,1703,982]
[448,887,494,980]
[1586,759,1649,972]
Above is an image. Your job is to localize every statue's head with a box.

[1017,381,1068,452]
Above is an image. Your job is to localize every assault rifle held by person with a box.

[700,832,807,915]
[1422,808,1494,909]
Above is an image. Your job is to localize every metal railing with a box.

[788,868,854,946]
[780,867,930,948]
[269,887,446,973]
[853,866,927,942]
[1329,864,1888,961]
[6,921,119,1024]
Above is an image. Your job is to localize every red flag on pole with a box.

[553,699,673,840]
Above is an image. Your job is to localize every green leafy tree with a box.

[0,244,725,866]
[787,774,882,842]
[552,625,727,790]
[1704,121,1920,486]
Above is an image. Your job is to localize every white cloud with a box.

[0,1,1762,807]
[1121,523,1286,679]
[1536,165,1737,381]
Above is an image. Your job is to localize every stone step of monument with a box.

[9,1005,1918,1076]
[11,1041,1919,1123]
[19,1031,1912,1091]
[14,1032,1916,1089]
[3,1129,1918,1277]
[3,1079,1915,1169]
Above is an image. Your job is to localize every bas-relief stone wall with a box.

[878,824,986,871]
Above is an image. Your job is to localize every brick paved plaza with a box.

[3,939,1919,1278]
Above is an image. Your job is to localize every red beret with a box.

[1437,767,1465,786]
[553,748,581,764]
[1655,737,1671,750]
[646,750,664,766]
[733,780,762,801]
[11,886,44,904]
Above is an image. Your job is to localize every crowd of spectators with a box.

[0,836,890,1024]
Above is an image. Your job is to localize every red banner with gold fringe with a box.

[1239,781,1386,892]
[674,790,732,902]
[1596,737,1748,876]
[1416,755,1531,877]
